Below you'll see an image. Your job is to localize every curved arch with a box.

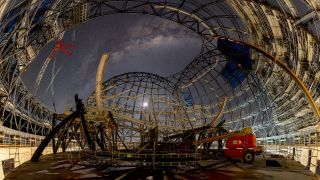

[0,0,319,138]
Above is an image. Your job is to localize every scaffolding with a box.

[0,0,320,174]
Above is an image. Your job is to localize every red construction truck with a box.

[223,132,258,163]
[194,127,262,163]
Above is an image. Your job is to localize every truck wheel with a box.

[243,151,255,164]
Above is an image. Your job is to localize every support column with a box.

[31,111,78,162]
[52,114,56,154]
[76,94,95,151]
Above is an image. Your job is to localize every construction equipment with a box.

[194,127,261,164]
[34,37,74,94]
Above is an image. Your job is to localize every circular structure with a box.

[87,72,184,146]
[87,71,273,147]
[0,0,320,142]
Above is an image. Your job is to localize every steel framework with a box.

[0,0,319,143]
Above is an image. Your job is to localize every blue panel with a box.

[1,8,21,33]
[182,90,193,107]
[4,18,19,33]
[32,0,55,25]
[218,38,252,70]
[4,7,20,19]
[221,62,247,89]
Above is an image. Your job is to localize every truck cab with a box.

[223,134,257,163]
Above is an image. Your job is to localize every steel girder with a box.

[31,95,98,161]
[85,71,274,147]
[0,0,319,139]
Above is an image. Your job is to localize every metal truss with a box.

[31,95,99,161]
[84,70,274,146]
[0,0,320,143]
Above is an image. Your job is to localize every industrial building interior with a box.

[0,0,320,179]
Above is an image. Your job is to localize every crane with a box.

[34,35,74,94]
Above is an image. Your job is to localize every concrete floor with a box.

[179,158,318,180]
[4,153,319,180]
[0,147,56,180]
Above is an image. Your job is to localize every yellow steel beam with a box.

[96,53,114,152]
[218,37,320,121]
[96,53,109,115]
[154,5,248,35]
[154,5,320,121]
[209,97,227,127]
[154,5,214,35]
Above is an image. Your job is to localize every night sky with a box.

[22,14,202,112]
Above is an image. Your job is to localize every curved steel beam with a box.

[154,5,214,35]
[160,2,319,121]
[217,37,320,121]
[31,111,78,162]
[209,97,227,128]
[96,53,109,115]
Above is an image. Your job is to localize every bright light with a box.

[143,102,148,108]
